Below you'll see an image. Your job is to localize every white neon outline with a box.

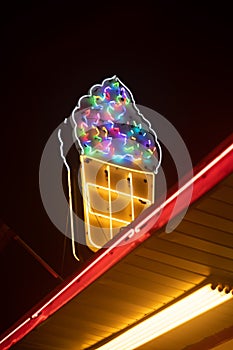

[71,75,162,174]
[1,143,232,348]
[58,129,80,261]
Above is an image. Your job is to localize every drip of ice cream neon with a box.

[72,76,161,173]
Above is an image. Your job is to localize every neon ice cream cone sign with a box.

[40,76,193,259]
[62,76,162,254]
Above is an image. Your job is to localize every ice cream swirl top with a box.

[72,76,162,173]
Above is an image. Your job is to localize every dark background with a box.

[1,1,232,336]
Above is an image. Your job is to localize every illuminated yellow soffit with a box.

[94,284,233,350]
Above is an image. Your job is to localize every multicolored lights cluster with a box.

[73,77,160,171]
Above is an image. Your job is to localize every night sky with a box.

[1,1,233,336]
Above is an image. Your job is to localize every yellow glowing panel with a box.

[80,155,155,251]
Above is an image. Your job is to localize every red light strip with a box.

[0,319,31,347]
[0,141,232,350]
